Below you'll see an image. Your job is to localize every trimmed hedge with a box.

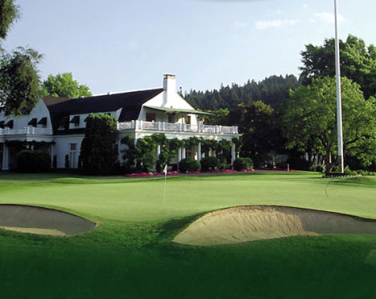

[233,157,253,171]
[17,150,51,173]
[179,158,201,173]
[201,156,220,172]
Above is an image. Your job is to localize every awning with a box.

[5,120,13,129]
[28,118,37,127]
[38,117,47,126]
[144,106,213,116]
[69,116,80,125]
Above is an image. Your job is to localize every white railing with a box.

[117,120,239,134]
[0,127,53,136]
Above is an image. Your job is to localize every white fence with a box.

[117,121,238,134]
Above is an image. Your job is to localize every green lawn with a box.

[1,172,376,298]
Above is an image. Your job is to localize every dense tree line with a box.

[185,75,300,111]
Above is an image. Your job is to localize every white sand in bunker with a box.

[173,206,376,246]
[0,204,96,236]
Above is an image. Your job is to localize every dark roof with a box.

[43,88,163,133]
[42,96,72,107]
[45,89,163,118]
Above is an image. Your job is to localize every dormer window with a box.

[58,117,69,130]
[5,120,13,129]
[38,117,47,128]
[0,121,4,129]
[28,118,37,127]
[70,116,80,127]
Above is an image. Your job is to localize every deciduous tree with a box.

[300,35,376,99]
[0,1,42,115]
[41,72,92,98]
[280,76,376,171]
[0,0,19,40]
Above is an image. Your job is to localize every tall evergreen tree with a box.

[80,114,119,175]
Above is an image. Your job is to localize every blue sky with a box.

[3,0,376,95]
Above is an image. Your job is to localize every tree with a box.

[229,101,282,167]
[0,47,43,115]
[280,76,376,171]
[41,72,92,98]
[80,114,119,174]
[300,35,376,99]
[0,1,42,115]
[0,0,19,40]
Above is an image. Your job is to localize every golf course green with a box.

[1,171,376,298]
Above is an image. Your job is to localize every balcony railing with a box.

[117,120,239,134]
[0,127,53,136]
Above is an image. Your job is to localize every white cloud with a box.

[310,12,345,24]
[255,19,300,30]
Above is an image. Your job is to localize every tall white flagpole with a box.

[334,0,344,173]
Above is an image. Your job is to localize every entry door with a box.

[69,143,77,168]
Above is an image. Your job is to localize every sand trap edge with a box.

[173,205,376,246]
[0,204,97,236]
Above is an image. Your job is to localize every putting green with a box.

[0,204,96,236]
[173,205,376,246]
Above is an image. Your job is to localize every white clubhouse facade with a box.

[0,75,240,170]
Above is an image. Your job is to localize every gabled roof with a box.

[45,88,163,118]
[43,88,163,133]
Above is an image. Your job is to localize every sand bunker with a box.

[173,206,376,246]
[0,204,96,236]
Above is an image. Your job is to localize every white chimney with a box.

[163,74,176,107]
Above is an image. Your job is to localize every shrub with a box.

[179,158,201,172]
[17,150,51,173]
[201,156,220,171]
[53,155,57,169]
[233,157,253,171]
[344,166,358,175]
[65,154,70,169]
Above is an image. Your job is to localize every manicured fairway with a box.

[1,172,376,298]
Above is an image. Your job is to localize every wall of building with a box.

[0,99,52,131]
[53,135,84,169]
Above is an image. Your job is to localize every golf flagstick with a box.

[163,164,167,204]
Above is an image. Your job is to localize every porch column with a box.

[178,148,182,162]
[157,145,161,158]
[198,142,202,161]
[182,147,186,159]
[2,143,9,171]
[231,142,236,164]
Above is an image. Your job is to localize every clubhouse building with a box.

[0,74,240,170]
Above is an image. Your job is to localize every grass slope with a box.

[1,172,376,298]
